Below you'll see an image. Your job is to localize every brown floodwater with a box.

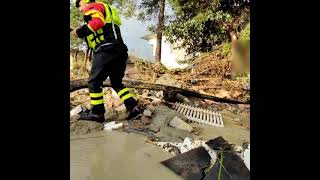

[70,131,183,180]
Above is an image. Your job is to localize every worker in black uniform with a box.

[70,0,143,122]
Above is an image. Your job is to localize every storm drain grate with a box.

[172,102,224,127]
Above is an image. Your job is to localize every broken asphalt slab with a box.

[161,146,211,180]
[205,136,234,150]
[203,151,250,180]
[169,116,193,133]
[160,136,249,180]
[152,105,194,142]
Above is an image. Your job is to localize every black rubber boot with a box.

[126,105,144,121]
[79,110,105,123]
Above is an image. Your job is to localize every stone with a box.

[70,105,83,117]
[155,74,182,88]
[147,123,160,133]
[169,116,193,132]
[143,109,152,117]
[141,116,152,125]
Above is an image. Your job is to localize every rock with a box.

[155,91,164,98]
[142,89,150,97]
[146,105,156,112]
[152,105,194,142]
[152,105,186,127]
[234,145,243,153]
[156,74,182,88]
[194,101,200,107]
[104,121,123,131]
[215,89,232,99]
[156,126,194,142]
[169,116,193,132]
[70,114,80,122]
[193,131,200,135]
[131,120,145,129]
[232,90,242,98]
[70,105,83,117]
[243,144,250,170]
[204,99,215,105]
[238,104,245,109]
[244,83,250,90]
[104,109,117,122]
[70,120,103,136]
[115,104,126,111]
[115,110,129,121]
[143,109,152,117]
[180,137,193,153]
[151,101,160,106]
[141,116,152,125]
[147,123,160,132]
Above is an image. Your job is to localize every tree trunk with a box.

[155,0,165,63]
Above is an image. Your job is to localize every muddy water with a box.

[70,131,182,180]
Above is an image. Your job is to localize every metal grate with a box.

[172,102,224,127]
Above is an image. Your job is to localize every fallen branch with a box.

[191,86,218,91]
[70,79,249,104]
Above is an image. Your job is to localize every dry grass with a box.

[70,53,90,81]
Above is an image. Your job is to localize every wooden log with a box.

[70,79,249,104]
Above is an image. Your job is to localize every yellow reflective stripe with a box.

[117,88,130,97]
[97,28,103,34]
[97,29,104,41]
[92,14,106,24]
[91,99,104,105]
[86,33,97,49]
[110,7,122,26]
[99,35,105,41]
[90,92,103,98]
[87,24,94,32]
[95,37,101,44]
[121,93,135,102]
[94,2,122,25]
[84,10,105,19]
[87,34,94,43]
[90,41,96,49]
[102,3,112,23]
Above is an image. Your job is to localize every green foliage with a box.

[221,43,231,57]
[137,0,160,21]
[70,0,84,49]
[238,23,250,41]
[164,0,250,55]
[112,0,138,18]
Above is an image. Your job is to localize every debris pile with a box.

[131,49,250,103]
[158,136,250,180]
[70,86,249,140]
